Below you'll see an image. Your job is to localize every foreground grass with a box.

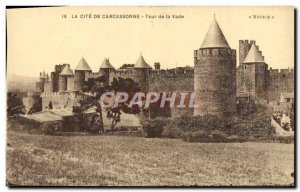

[7,132,294,186]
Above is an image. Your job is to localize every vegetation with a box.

[140,118,171,138]
[106,77,142,131]
[77,76,142,132]
[7,132,294,186]
[27,94,42,114]
[73,76,108,133]
[142,104,287,143]
[7,92,25,116]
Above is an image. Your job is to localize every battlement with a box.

[112,69,135,76]
[150,73,194,79]
[239,39,256,45]
[150,68,193,75]
[86,72,101,80]
[194,48,236,58]
[41,92,77,96]
[269,68,294,74]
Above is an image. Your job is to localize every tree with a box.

[72,76,108,133]
[7,92,25,116]
[72,105,88,132]
[74,76,142,132]
[106,77,142,131]
[28,95,42,114]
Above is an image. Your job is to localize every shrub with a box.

[161,122,182,138]
[141,118,171,138]
[161,104,276,143]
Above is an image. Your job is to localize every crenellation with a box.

[34,24,293,118]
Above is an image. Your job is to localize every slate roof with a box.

[201,18,230,49]
[135,55,152,69]
[243,44,265,63]
[75,57,92,71]
[59,64,74,76]
[100,58,115,69]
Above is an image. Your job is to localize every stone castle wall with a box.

[194,48,237,116]
[149,73,194,92]
[67,76,75,91]
[40,92,83,110]
[237,63,269,100]
[267,69,294,101]
[74,70,85,91]
[44,81,53,93]
[237,40,293,102]
[58,76,67,92]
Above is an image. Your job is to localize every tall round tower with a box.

[59,64,74,92]
[194,17,237,116]
[99,58,115,85]
[74,58,92,91]
[133,54,152,92]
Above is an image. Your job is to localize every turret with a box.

[36,71,48,92]
[58,64,74,92]
[99,58,115,85]
[74,57,92,91]
[241,43,268,100]
[133,54,152,92]
[194,17,236,116]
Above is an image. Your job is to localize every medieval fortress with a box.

[35,18,294,117]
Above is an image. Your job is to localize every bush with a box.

[161,104,276,142]
[161,122,182,138]
[141,118,171,138]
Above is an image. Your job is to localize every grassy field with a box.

[7,132,294,186]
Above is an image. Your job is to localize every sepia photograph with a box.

[5,6,295,187]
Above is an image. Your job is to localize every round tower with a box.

[74,58,92,91]
[194,17,237,116]
[59,64,74,92]
[133,54,152,92]
[99,58,115,85]
[58,75,67,92]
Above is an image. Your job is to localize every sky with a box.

[7,6,294,77]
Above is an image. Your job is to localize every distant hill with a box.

[7,74,38,92]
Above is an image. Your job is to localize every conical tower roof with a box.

[135,54,152,69]
[201,17,230,49]
[100,58,115,69]
[243,44,264,63]
[59,64,74,76]
[75,57,92,71]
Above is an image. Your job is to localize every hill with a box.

[7,74,38,92]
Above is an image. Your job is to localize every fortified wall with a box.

[40,92,83,111]
[267,68,294,101]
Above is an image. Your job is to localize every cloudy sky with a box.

[7,6,294,77]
